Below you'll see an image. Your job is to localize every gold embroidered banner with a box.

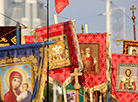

[0,26,21,46]
[44,34,72,70]
[0,41,55,102]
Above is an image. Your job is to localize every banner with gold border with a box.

[33,20,83,88]
[0,41,55,102]
[0,26,22,46]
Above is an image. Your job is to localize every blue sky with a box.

[5,0,138,52]
[43,0,138,36]
[42,0,138,52]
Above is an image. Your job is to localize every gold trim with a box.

[111,94,119,102]
[71,20,83,72]
[0,37,8,42]
[0,75,4,101]
[44,34,72,70]
[34,42,45,101]
[48,20,83,88]
[21,29,24,44]
[11,36,16,45]
[80,33,110,92]
[0,62,34,100]
[0,55,38,78]
[0,43,46,101]
[33,42,50,101]
[0,43,10,47]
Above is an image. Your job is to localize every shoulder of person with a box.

[121,77,126,81]
[130,78,135,82]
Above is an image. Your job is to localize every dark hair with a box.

[22,83,29,88]
[132,49,137,52]
[125,69,131,76]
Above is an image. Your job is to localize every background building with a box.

[5,0,46,35]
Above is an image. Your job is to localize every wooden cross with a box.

[130,5,137,40]
[70,68,82,102]
[70,68,82,86]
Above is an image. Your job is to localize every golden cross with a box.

[130,5,137,40]
[130,5,136,17]
[70,68,82,84]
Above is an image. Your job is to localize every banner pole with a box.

[46,0,49,101]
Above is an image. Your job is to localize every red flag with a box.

[111,53,138,102]
[55,0,69,14]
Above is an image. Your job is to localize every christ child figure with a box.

[16,83,31,102]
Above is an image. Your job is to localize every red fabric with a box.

[120,81,123,89]
[4,71,22,102]
[120,81,136,90]
[24,35,34,44]
[132,82,136,90]
[35,21,78,83]
[77,33,107,88]
[55,0,69,14]
[112,53,138,102]
[84,56,95,71]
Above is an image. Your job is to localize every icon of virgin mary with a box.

[4,71,23,102]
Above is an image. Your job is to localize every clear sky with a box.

[42,0,138,52]
[5,0,138,52]
[42,0,138,34]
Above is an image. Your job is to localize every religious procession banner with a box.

[0,26,21,47]
[0,41,55,102]
[63,83,102,102]
[27,20,83,87]
[62,82,84,102]
[24,35,35,44]
[25,33,73,70]
[77,33,109,88]
[123,41,138,55]
[111,53,138,102]
[55,0,69,14]
[76,33,110,101]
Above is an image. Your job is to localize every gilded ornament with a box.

[11,36,16,44]
[0,37,8,42]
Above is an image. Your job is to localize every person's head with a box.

[125,69,132,77]
[132,48,137,55]
[22,83,29,91]
[9,71,22,90]
[81,50,84,54]
[86,47,90,54]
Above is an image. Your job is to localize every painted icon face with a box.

[11,77,21,89]
[23,84,28,91]
[126,70,131,77]
[86,48,90,54]
[132,50,137,55]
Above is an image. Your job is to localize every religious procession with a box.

[0,0,138,102]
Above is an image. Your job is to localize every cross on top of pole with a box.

[70,68,82,102]
[130,5,137,40]
[70,68,82,84]
[130,5,136,17]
